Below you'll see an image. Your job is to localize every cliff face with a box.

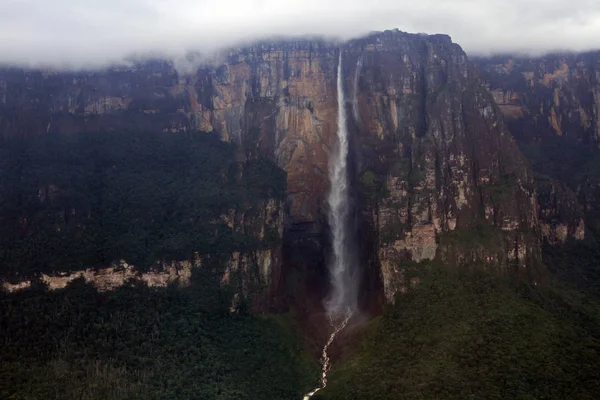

[475,53,600,245]
[344,32,541,301]
[0,44,338,228]
[0,31,543,305]
[474,53,600,143]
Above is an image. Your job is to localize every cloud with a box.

[0,0,599,67]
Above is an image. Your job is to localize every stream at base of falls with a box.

[302,311,352,400]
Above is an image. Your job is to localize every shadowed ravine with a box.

[303,50,359,399]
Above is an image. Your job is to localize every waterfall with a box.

[303,49,358,400]
[352,55,363,123]
[325,50,358,318]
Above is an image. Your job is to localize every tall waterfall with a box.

[325,50,358,319]
[303,49,358,400]
[352,55,363,124]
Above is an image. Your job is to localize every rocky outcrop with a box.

[2,259,194,293]
[2,247,279,311]
[214,197,285,309]
[0,30,545,306]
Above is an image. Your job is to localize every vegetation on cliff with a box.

[0,131,286,279]
[518,134,600,298]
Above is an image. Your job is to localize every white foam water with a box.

[325,50,357,318]
[302,310,352,400]
[352,54,363,123]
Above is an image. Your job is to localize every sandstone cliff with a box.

[0,30,543,306]
[344,32,541,301]
[475,53,600,245]
[475,53,600,143]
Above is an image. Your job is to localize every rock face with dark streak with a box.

[344,32,541,301]
[0,30,544,306]
[475,53,600,246]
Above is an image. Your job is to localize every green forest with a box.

[4,258,599,399]
[0,272,317,400]
[317,263,600,399]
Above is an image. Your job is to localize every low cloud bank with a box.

[1,0,599,68]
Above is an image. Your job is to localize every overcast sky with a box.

[1,0,599,67]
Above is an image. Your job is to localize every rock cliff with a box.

[344,32,541,301]
[475,53,600,143]
[0,30,543,306]
[475,53,600,245]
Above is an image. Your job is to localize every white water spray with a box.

[352,55,363,124]
[325,51,358,318]
[303,50,358,400]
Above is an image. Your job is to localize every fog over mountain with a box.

[1,0,600,67]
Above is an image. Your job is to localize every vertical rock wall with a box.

[0,31,545,305]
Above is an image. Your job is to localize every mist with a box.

[1,0,599,68]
